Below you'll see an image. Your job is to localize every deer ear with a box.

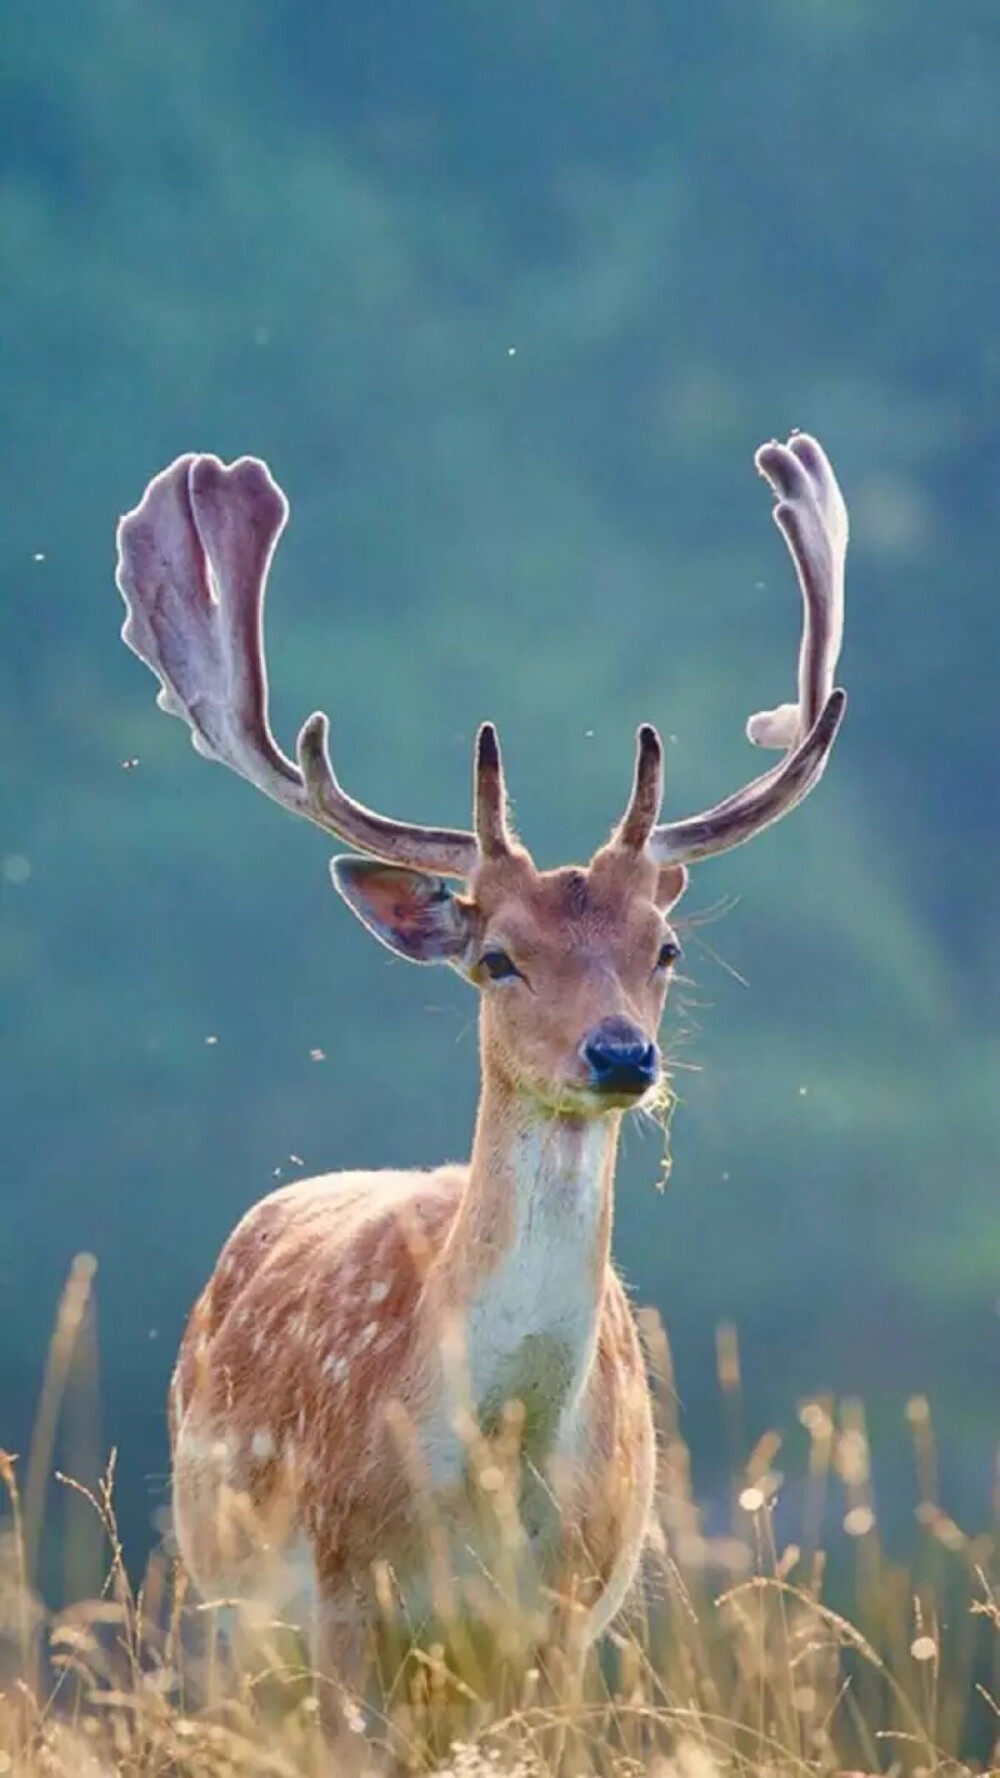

[330,858,475,967]
[654,863,688,912]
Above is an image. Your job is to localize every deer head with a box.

[116,435,847,1119]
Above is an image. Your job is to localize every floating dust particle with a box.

[911,1635,937,1662]
[309,1047,326,1062]
[2,854,31,884]
[738,1485,765,1513]
[205,1034,218,1046]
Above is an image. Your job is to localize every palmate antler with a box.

[116,434,847,876]
[116,454,482,875]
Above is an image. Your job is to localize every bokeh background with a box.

[2,0,998,1581]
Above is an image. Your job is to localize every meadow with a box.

[2,1260,997,1776]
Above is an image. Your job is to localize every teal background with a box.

[2,0,998,1571]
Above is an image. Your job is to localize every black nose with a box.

[581,1018,659,1097]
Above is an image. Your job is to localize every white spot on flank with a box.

[251,1428,275,1460]
[322,1353,349,1382]
[359,1322,379,1348]
[297,1405,307,1437]
[368,1280,389,1304]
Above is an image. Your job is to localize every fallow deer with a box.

[116,433,847,1736]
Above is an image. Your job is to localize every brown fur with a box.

[169,846,683,1710]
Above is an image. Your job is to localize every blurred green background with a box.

[2,0,998,1575]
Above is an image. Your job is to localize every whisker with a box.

[676,890,741,931]
[687,929,750,990]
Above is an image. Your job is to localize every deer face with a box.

[471,849,690,1115]
[331,847,687,1117]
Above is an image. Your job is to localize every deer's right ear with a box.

[330,858,476,968]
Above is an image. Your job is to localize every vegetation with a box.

[2,1265,998,1774]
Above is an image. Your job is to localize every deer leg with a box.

[312,1586,375,1768]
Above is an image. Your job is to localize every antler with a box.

[615,432,848,863]
[118,437,846,880]
[116,454,483,876]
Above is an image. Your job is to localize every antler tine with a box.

[647,433,848,866]
[295,711,480,875]
[647,690,846,864]
[615,724,664,851]
[116,454,480,878]
[473,722,513,858]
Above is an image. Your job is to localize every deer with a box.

[115,432,848,1748]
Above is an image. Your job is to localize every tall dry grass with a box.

[1,1258,997,1776]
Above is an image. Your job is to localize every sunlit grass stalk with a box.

[1,1257,997,1776]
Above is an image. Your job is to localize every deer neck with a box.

[437,1071,620,1447]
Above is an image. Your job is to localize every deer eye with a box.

[656,938,682,971]
[480,947,521,983]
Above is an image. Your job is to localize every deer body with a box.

[170,858,665,1664]
[170,1133,651,1649]
[117,432,849,1725]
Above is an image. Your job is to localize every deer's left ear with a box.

[331,858,476,967]
[654,863,689,912]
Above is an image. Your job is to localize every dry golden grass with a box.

[2,1260,998,1777]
